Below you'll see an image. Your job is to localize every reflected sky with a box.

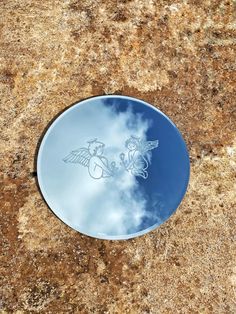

[37,96,190,239]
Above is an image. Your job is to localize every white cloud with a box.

[42,99,159,237]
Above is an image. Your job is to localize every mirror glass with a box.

[37,95,190,239]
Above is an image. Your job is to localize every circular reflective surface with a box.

[37,95,190,240]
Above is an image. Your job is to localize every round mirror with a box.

[37,95,190,240]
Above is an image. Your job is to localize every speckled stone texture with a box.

[0,0,236,313]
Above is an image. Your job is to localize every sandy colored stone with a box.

[0,0,236,313]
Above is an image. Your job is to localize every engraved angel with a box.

[63,139,117,179]
[120,136,159,179]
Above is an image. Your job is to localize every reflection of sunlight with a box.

[41,98,160,237]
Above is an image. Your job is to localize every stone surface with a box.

[0,0,236,313]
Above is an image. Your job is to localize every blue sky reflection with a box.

[38,96,189,239]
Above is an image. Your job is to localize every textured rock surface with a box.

[0,0,236,313]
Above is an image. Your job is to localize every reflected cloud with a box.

[39,98,165,238]
[61,100,160,236]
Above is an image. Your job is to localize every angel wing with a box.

[139,139,159,155]
[63,148,91,167]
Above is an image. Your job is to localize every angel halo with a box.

[37,95,190,240]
